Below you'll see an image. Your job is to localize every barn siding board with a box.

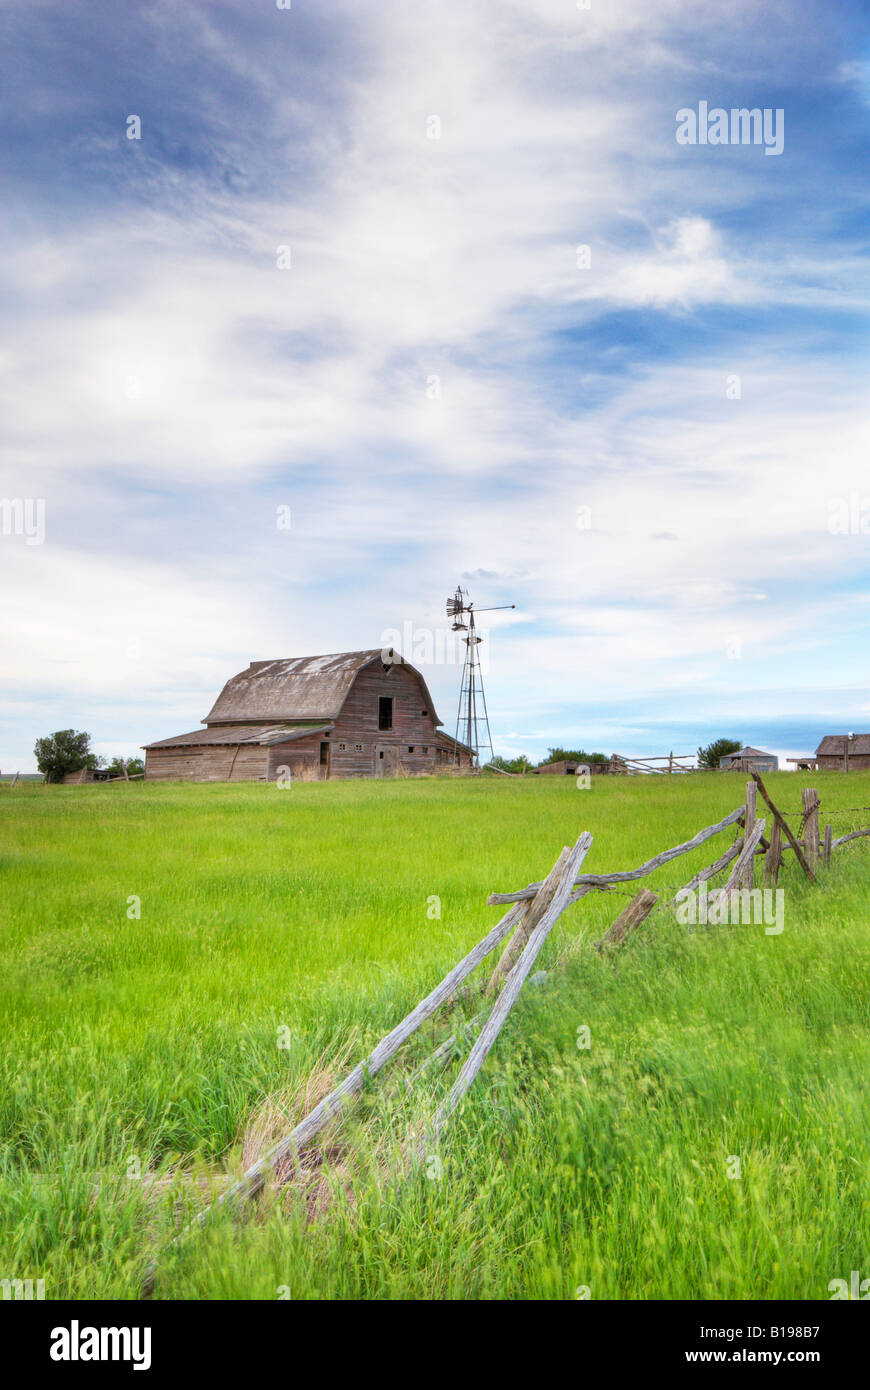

[267,735,323,782]
[145,745,268,782]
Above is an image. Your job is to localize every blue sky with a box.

[1,0,869,770]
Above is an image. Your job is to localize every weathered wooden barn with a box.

[815,733,870,771]
[142,649,473,782]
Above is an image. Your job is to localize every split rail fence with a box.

[609,752,697,775]
[144,772,869,1294]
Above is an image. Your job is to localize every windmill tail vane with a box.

[445,585,515,771]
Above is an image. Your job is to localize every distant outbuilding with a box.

[718,745,778,773]
[61,767,112,784]
[815,733,870,771]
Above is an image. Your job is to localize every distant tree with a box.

[107,755,144,778]
[539,747,609,767]
[489,754,533,774]
[697,738,741,770]
[34,730,103,783]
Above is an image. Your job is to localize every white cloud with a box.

[1,0,868,767]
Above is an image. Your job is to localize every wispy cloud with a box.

[1,0,869,768]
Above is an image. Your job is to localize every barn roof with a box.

[143,723,334,750]
[203,649,441,726]
[436,729,474,754]
[816,733,870,755]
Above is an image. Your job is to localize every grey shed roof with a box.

[816,734,870,756]
[143,723,333,750]
[203,650,441,726]
[721,745,774,760]
[434,729,473,754]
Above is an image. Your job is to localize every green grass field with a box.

[1,772,868,1300]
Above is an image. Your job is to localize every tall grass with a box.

[1,772,868,1298]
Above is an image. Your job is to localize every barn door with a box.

[375,744,398,777]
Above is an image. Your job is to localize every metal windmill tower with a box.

[446,585,515,770]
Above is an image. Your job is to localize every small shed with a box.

[719,746,778,773]
[815,734,870,771]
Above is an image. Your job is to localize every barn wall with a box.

[328,662,441,777]
[145,745,269,782]
[433,744,471,769]
[722,758,778,773]
[267,736,323,782]
[818,754,870,770]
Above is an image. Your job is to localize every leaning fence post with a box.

[717,818,766,897]
[157,889,531,1259]
[764,819,783,886]
[429,832,593,1147]
[742,780,757,889]
[594,887,658,952]
[802,788,820,874]
[485,846,571,995]
[751,772,816,883]
[823,823,833,868]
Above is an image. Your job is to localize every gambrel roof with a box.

[203,649,441,726]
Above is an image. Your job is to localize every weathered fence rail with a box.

[488,806,745,904]
[609,752,697,775]
[143,778,868,1295]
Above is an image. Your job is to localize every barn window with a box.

[355,743,363,752]
[408,746,414,753]
[422,746,429,754]
[421,709,427,717]
[338,742,347,751]
[378,696,393,731]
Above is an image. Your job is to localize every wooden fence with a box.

[608,752,697,775]
[142,774,868,1294]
